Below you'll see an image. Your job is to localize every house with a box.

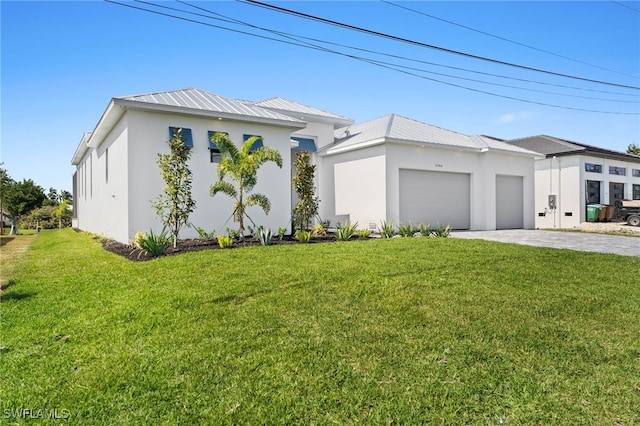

[505,135,640,229]
[71,88,540,244]
[316,114,540,231]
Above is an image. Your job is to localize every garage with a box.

[496,175,524,229]
[399,169,470,229]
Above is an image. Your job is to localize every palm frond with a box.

[245,193,271,215]
[210,180,237,198]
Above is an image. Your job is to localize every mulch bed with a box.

[102,234,342,262]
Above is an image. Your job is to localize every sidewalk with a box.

[452,229,640,257]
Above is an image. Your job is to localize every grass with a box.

[1,229,639,424]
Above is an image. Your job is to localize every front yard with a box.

[1,229,639,424]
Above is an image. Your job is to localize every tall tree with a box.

[292,151,319,232]
[627,143,640,156]
[153,128,196,248]
[2,179,47,234]
[210,133,282,237]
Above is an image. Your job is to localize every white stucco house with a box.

[71,88,540,244]
[505,135,640,229]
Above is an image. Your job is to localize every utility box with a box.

[548,195,557,209]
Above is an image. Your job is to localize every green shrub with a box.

[256,227,274,246]
[378,220,395,238]
[432,224,452,238]
[418,223,432,237]
[357,228,371,238]
[217,235,233,248]
[195,226,216,241]
[335,222,357,241]
[277,227,287,241]
[398,222,419,237]
[311,223,327,237]
[21,206,72,229]
[295,230,311,243]
[133,229,172,257]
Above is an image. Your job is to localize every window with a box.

[609,166,626,176]
[632,169,640,177]
[585,163,602,173]
[168,127,193,147]
[634,184,640,200]
[292,136,317,152]
[208,131,227,163]
[243,134,263,152]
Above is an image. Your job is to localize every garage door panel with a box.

[399,169,470,229]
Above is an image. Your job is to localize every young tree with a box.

[292,151,319,232]
[627,143,640,156]
[153,128,196,248]
[210,133,283,238]
[54,200,71,229]
[2,179,47,234]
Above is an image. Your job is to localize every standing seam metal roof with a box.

[116,88,304,124]
[252,97,353,122]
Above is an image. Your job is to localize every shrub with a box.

[398,222,419,237]
[256,227,274,246]
[357,228,371,238]
[335,222,357,241]
[311,223,327,237]
[133,229,172,257]
[277,227,287,240]
[418,223,432,237]
[195,227,216,241]
[378,220,395,238]
[432,224,452,238]
[217,235,233,248]
[295,230,311,243]
[21,206,72,229]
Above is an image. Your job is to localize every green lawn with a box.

[1,229,639,424]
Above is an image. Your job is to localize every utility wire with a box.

[176,0,637,104]
[608,0,640,13]
[164,0,638,99]
[382,0,638,79]
[104,0,639,114]
[242,0,640,91]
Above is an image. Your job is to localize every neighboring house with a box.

[505,135,640,229]
[71,88,540,244]
[317,114,540,231]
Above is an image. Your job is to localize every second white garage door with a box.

[399,169,470,229]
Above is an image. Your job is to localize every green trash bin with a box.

[586,204,600,222]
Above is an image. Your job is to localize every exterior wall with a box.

[74,115,130,242]
[316,145,386,226]
[534,154,640,229]
[125,110,295,242]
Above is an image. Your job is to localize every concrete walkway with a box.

[451,229,640,257]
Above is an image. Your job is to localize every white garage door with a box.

[496,175,524,229]
[399,169,470,229]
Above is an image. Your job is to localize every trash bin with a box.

[598,205,608,221]
[586,204,600,222]
[604,205,616,221]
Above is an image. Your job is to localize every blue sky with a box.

[2,1,639,193]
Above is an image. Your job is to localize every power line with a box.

[608,0,640,13]
[242,0,640,91]
[382,0,638,79]
[104,0,640,114]
[175,0,637,104]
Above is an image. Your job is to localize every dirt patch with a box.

[102,234,343,261]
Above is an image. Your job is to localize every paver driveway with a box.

[452,229,640,257]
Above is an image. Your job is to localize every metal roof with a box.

[252,97,353,126]
[116,88,305,125]
[505,135,640,163]
[329,114,480,152]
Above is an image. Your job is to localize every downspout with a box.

[558,157,562,228]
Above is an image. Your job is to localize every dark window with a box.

[585,163,602,173]
[609,166,626,176]
[633,184,640,200]
[168,127,193,147]
[208,131,227,163]
[243,134,263,152]
[632,169,640,177]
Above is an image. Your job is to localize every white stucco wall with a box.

[534,154,640,229]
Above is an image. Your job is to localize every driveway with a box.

[452,229,640,257]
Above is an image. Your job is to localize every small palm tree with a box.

[210,133,283,237]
